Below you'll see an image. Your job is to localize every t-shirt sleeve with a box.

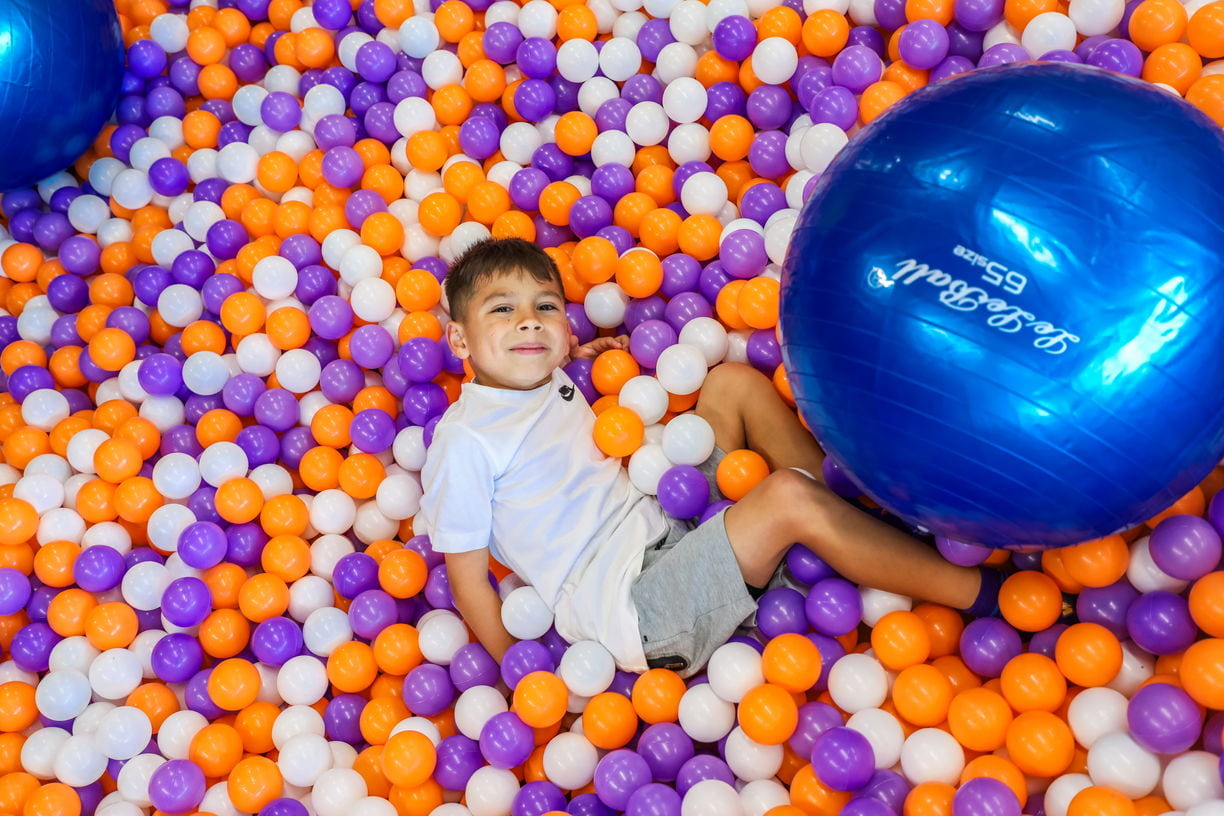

[416,424,495,554]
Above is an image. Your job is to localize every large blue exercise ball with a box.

[780,63,1224,551]
[0,0,124,191]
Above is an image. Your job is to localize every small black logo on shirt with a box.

[559,385,575,401]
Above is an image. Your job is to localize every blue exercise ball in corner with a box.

[0,0,124,191]
[780,63,1224,551]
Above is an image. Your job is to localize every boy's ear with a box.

[446,320,470,360]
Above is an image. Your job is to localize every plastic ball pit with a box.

[0,1,1221,816]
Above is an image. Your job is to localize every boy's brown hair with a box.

[444,238,564,322]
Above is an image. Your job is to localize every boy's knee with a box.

[704,361,765,393]
[758,468,824,513]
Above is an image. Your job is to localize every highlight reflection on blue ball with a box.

[0,0,124,191]
[781,63,1224,550]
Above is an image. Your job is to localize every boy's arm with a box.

[446,549,516,662]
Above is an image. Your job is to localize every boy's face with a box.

[446,270,574,391]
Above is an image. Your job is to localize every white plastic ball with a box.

[236,333,282,377]
[828,653,889,713]
[518,0,559,37]
[1164,752,1224,812]
[276,348,323,393]
[422,51,463,89]
[465,767,522,816]
[1043,774,1093,816]
[584,282,630,329]
[846,707,905,769]
[656,343,708,395]
[625,101,669,146]
[182,351,228,396]
[312,768,368,816]
[310,489,357,534]
[681,173,728,216]
[1021,12,1077,56]
[20,390,69,432]
[1128,535,1189,593]
[455,684,509,741]
[117,753,165,808]
[725,726,783,782]
[557,40,599,82]
[655,42,699,83]
[682,779,744,816]
[752,38,798,84]
[1067,0,1124,35]
[628,444,672,495]
[14,472,64,513]
[36,670,91,721]
[619,376,670,425]
[157,283,204,327]
[95,706,154,760]
[662,77,707,124]
[418,610,470,665]
[50,638,100,675]
[121,561,171,612]
[157,710,208,760]
[277,654,329,705]
[558,640,616,697]
[21,727,70,780]
[859,587,912,626]
[706,642,764,703]
[1066,686,1128,749]
[678,682,737,742]
[1086,731,1160,798]
[351,278,396,322]
[541,731,598,790]
[801,123,850,174]
[899,727,965,786]
[89,648,144,700]
[661,413,717,467]
[280,732,334,788]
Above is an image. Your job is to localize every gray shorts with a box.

[631,446,759,678]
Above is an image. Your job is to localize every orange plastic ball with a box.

[382,731,437,788]
[871,610,932,670]
[227,756,283,814]
[1000,652,1066,713]
[593,406,645,458]
[761,632,823,693]
[513,671,568,728]
[1189,1,1224,58]
[891,663,953,727]
[998,570,1063,632]
[715,450,770,502]
[631,669,687,724]
[737,683,799,745]
[1188,571,1224,637]
[1067,786,1136,816]
[1128,0,1187,51]
[1054,622,1123,688]
[208,658,262,711]
[582,692,639,750]
[1005,710,1075,778]
[947,687,1013,752]
[1179,637,1224,709]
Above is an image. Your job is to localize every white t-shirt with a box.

[414,367,668,671]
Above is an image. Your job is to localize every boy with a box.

[415,238,998,676]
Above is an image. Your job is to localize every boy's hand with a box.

[570,334,629,361]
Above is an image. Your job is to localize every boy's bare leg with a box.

[722,470,982,609]
[695,363,827,478]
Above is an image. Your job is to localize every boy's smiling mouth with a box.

[510,343,549,354]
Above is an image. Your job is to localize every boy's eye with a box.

[491,306,512,313]
[538,303,558,311]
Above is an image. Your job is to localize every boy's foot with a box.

[965,566,1004,618]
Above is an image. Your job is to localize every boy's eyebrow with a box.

[479,288,563,305]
